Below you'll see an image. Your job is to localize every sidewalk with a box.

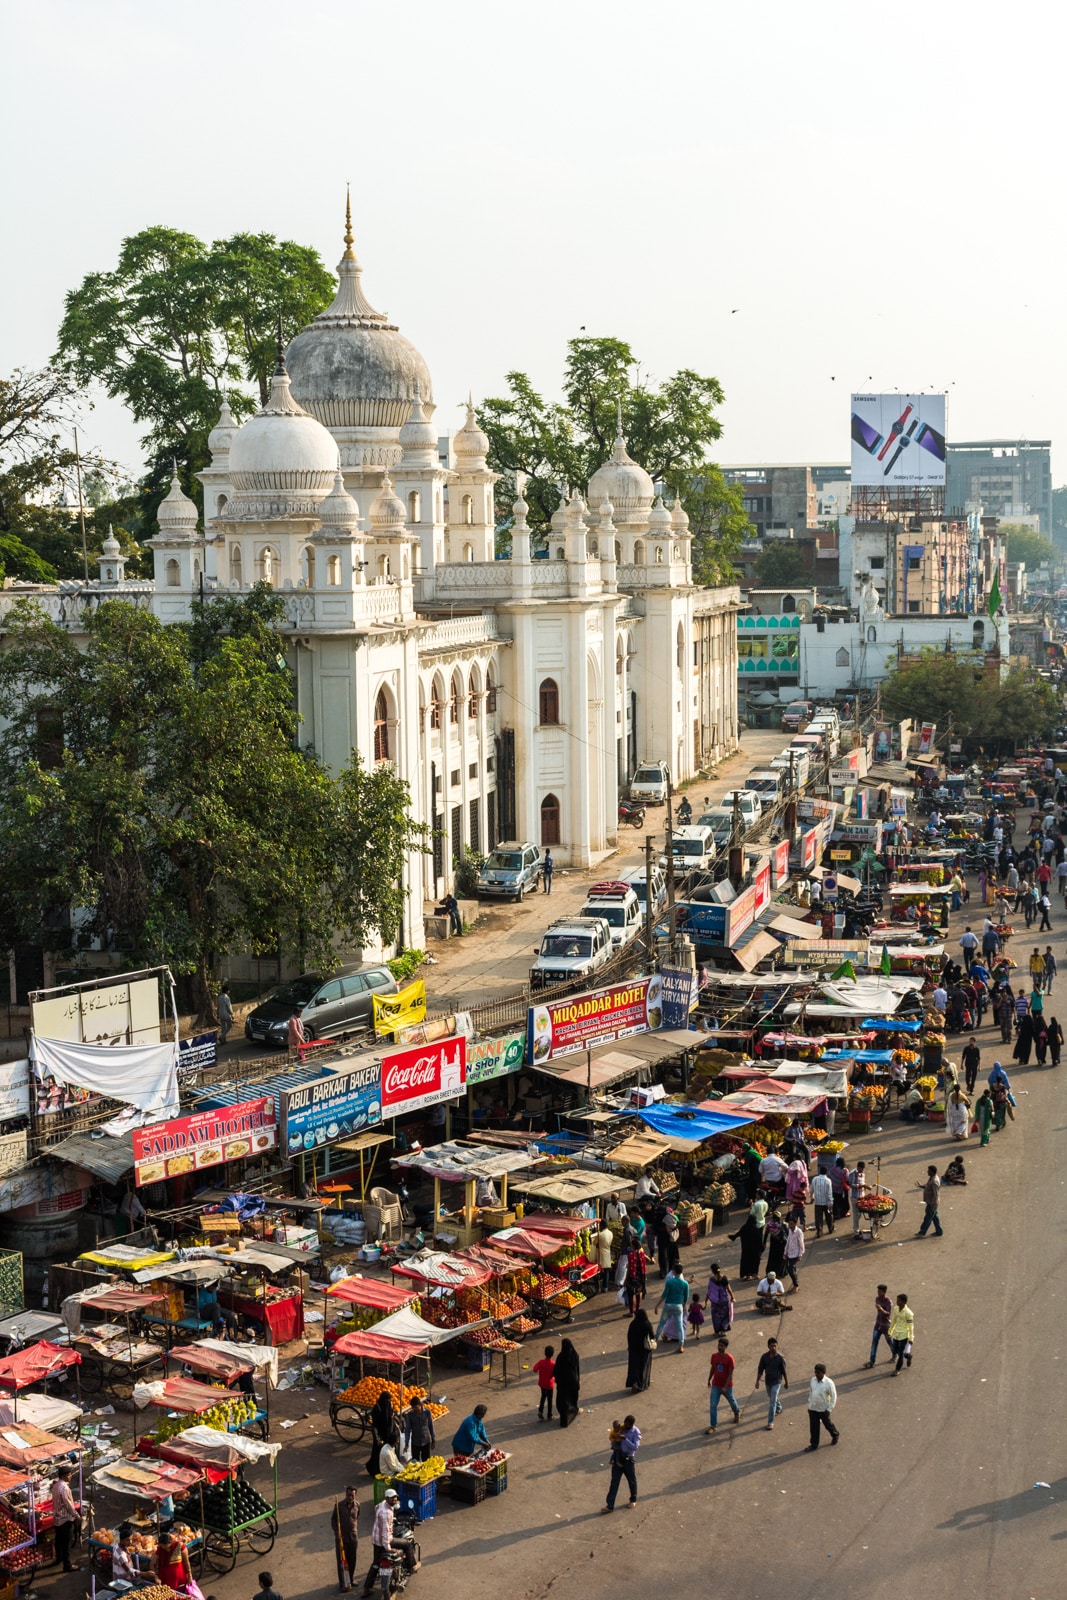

[421,727,784,1009]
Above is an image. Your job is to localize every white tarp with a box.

[31,1035,178,1118]
[820,977,923,1007]
[752,1061,849,1097]
[172,1423,281,1463]
[371,1305,491,1349]
[61,1283,115,1334]
[194,1338,279,1388]
[0,1394,83,1431]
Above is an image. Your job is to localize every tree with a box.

[478,335,749,577]
[55,226,335,511]
[0,591,426,1020]
[1002,523,1056,570]
[877,648,1060,749]
[754,540,807,587]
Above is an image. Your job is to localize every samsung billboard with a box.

[850,394,946,487]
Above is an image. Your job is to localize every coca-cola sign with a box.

[381,1036,467,1115]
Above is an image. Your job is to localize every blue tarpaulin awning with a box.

[861,1018,922,1033]
[628,1103,756,1143]
[821,1049,894,1063]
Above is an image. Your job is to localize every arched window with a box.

[467,668,480,719]
[216,493,228,518]
[229,544,242,585]
[676,623,685,670]
[540,793,561,846]
[673,543,681,561]
[867,625,878,643]
[462,494,474,525]
[165,558,180,587]
[836,647,850,667]
[614,539,621,561]
[781,594,796,614]
[408,490,421,524]
[463,542,474,562]
[302,546,316,588]
[374,688,391,763]
[449,672,462,724]
[192,558,201,582]
[377,554,391,579]
[539,678,560,726]
[430,679,444,730]
[616,637,625,676]
[634,540,645,565]
[655,546,664,564]
[973,620,985,648]
[327,554,341,586]
[555,546,565,561]
[257,546,278,585]
[485,667,497,714]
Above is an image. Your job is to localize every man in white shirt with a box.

[759,1151,786,1186]
[848,1161,867,1238]
[810,1169,833,1237]
[366,1490,416,1594]
[605,1194,627,1226]
[805,1364,839,1449]
[755,1272,789,1314]
[931,985,948,1014]
[634,1174,659,1201]
[958,928,978,961]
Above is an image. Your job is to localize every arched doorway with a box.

[540,793,561,847]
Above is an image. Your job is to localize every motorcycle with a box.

[618,800,646,828]
[367,1514,421,1595]
[677,798,693,825]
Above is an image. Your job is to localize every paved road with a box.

[189,829,1066,1600]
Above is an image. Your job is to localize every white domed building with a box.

[144,206,741,949]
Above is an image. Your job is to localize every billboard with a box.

[381,1036,466,1116]
[132,1096,277,1186]
[528,977,662,1065]
[850,394,946,487]
[282,1061,383,1157]
[466,1032,525,1085]
[32,975,161,1047]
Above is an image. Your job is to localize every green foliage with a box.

[754,540,807,587]
[1002,523,1056,570]
[452,846,485,898]
[0,592,426,1019]
[55,226,335,516]
[478,335,745,576]
[878,648,1060,748]
[387,948,426,983]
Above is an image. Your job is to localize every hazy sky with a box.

[2,0,1060,481]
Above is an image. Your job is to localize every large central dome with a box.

[285,201,433,431]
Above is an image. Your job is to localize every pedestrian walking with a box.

[915,1165,944,1237]
[996,987,1015,1043]
[1044,947,1057,993]
[595,1223,614,1290]
[962,1037,981,1094]
[754,1336,788,1431]
[704,1264,734,1334]
[829,1156,850,1221]
[554,1338,581,1426]
[804,1364,839,1450]
[864,1283,894,1367]
[686,1293,706,1341]
[532,1345,555,1419]
[1039,894,1053,932]
[653,1263,689,1349]
[331,1486,360,1592]
[989,1060,1015,1126]
[217,982,234,1044]
[623,1242,649,1315]
[848,1160,868,1240]
[974,1088,993,1144]
[810,1168,834,1237]
[705,1337,741,1432]
[542,850,554,894]
[887,1293,915,1374]
[783,1217,805,1291]
[288,1010,307,1054]
[601,1415,640,1512]
[625,1310,655,1393]
[51,1465,81,1572]
[403,1396,435,1461]
[1048,1016,1063,1066]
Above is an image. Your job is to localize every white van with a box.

[578,881,643,951]
[619,864,667,917]
[629,761,671,806]
[745,769,783,805]
[771,749,811,788]
[807,718,840,758]
[660,824,717,875]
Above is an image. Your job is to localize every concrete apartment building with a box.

[946,439,1052,533]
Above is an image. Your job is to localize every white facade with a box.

[13,209,741,956]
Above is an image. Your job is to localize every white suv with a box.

[530,916,614,990]
[578,881,642,951]
[711,790,762,831]
[629,761,671,805]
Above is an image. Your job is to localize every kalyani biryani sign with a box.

[527,977,663,1064]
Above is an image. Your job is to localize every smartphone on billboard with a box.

[916,422,946,462]
[851,413,883,455]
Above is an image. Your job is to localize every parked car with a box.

[781,700,814,732]
[475,841,544,900]
[578,881,643,951]
[770,748,811,787]
[744,769,783,804]
[628,761,672,806]
[660,824,717,875]
[715,789,763,830]
[700,808,743,849]
[619,864,667,916]
[530,916,613,989]
[244,966,399,1047]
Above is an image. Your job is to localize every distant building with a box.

[720,465,817,537]
[946,440,1052,534]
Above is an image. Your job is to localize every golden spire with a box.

[343,184,355,255]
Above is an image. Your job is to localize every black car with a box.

[244,966,398,1047]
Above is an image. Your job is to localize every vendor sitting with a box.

[111,1523,139,1585]
[209,1298,240,1339]
[899,1086,927,1123]
[943,1155,967,1186]
[755,1272,791,1314]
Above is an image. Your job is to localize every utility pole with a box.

[728,787,743,888]
[73,426,89,582]
[666,782,677,951]
[644,834,655,955]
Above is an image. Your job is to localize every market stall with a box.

[325,1276,421,1343]
[73,1287,170,1396]
[211,1249,305,1345]
[90,1454,206,1577]
[391,1141,545,1247]
[0,1341,82,1422]
[328,1322,450,1446]
[0,1429,86,1580]
[131,1375,261,1451]
[133,1259,239,1344]
[163,1343,270,1439]
[0,1466,37,1581]
[156,1428,280,1575]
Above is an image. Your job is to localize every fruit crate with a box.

[449,1469,487,1504]
[675,1221,699,1248]
[485,1453,510,1484]
[486,1473,508,1496]
[465,1345,490,1372]
[373,1476,396,1505]
[396,1481,436,1522]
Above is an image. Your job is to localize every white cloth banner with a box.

[31,1034,179,1118]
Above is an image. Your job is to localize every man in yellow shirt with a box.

[887,1292,915,1374]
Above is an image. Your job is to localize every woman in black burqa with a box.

[625,1309,654,1393]
[554,1337,581,1427]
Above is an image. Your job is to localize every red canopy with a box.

[514,1214,588,1238]
[332,1330,428,1363]
[327,1278,419,1311]
[0,1423,84,1468]
[0,1467,31,1493]
[461,1244,531,1275]
[142,1376,230,1414]
[487,1228,564,1260]
[0,1341,81,1393]
[82,1288,168,1315]
[164,1345,252,1383]
[391,1256,492,1289]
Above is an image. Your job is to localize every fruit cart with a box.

[487,1222,592,1324]
[90,1452,207,1576]
[131,1374,263,1451]
[0,1339,82,1423]
[150,1428,281,1575]
[0,1429,87,1579]
[0,1466,40,1581]
[856,1188,898,1238]
[446,1448,511,1503]
[328,1329,444,1446]
[211,1247,305,1347]
[73,1286,170,1397]
[163,1342,271,1440]
[325,1276,421,1349]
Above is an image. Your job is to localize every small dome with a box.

[453,399,489,463]
[157,472,198,534]
[398,385,438,462]
[228,362,339,494]
[648,494,672,532]
[369,473,407,534]
[285,200,433,430]
[101,524,121,557]
[671,495,690,531]
[318,471,361,530]
[207,395,238,460]
[586,423,655,520]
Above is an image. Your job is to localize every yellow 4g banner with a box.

[373,979,427,1036]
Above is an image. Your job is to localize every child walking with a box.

[532,1344,556,1420]
[687,1293,706,1340]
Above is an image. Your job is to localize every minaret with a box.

[447,397,497,562]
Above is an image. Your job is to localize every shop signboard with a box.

[772,839,791,888]
[753,862,771,918]
[0,1131,28,1177]
[178,1031,218,1076]
[31,975,161,1047]
[660,967,698,1029]
[381,1036,466,1116]
[133,1096,277,1186]
[0,1060,30,1122]
[836,820,883,847]
[676,903,728,944]
[528,977,663,1064]
[800,828,820,870]
[917,723,937,757]
[372,980,427,1037]
[283,1062,382,1157]
[466,1031,525,1085]
[728,882,758,944]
